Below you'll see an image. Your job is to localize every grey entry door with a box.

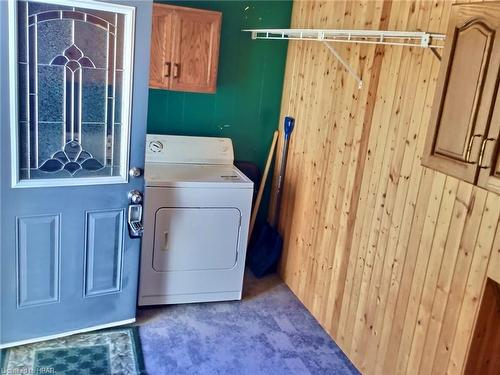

[0,0,152,348]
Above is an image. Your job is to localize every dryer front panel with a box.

[139,186,252,305]
[153,207,241,272]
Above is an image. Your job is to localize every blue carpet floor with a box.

[137,271,359,375]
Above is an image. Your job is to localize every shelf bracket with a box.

[430,48,442,61]
[323,42,363,89]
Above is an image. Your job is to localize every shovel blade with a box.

[249,223,283,278]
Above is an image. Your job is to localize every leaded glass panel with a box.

[15,0,131,182]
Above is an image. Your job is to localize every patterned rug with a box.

[0,327,145,375]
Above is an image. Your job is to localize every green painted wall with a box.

[147,0,292,227]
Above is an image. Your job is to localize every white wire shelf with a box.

[243,28,446,49]
[243,28,446,89]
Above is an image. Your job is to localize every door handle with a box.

[173,63,180,78]
[164,62,171,78]
[127,190,143,238]
[465,134,483,164]
[478,138,496,169]
[127,204,143,238]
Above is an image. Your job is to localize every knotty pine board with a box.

[271,1,500,374]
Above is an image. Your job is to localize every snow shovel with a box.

[249,116,295,278]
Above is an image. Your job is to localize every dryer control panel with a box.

[146,134,234,165]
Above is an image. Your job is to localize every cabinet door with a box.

[423,4,500,183]
[170,8,221,93]
[149,6,173,89]
[478,91,500,194]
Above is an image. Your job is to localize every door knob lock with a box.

[128,190,143,204]
[129,167,142,178]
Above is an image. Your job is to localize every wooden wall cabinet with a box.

[423,2,500,194]
[149,3,221,93]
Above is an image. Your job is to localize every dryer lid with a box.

[146,134,234,165]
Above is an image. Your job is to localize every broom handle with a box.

[271,138,289,228]
[249,131,279,238]
[271,116,295,228]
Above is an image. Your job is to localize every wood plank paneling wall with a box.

[273,1,500,374]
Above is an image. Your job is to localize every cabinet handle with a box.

[478,138,496,169]
[465,134,483,164]
[173,63,180,78]
[164,62,171,78]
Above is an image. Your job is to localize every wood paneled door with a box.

[423,2,500,192]
[149,6,173,89]
[149,3,221,93]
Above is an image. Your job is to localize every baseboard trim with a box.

[0,318,136,349]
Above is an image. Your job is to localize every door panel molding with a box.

[17,214,61,308]
[433,20,494,160]
[84,209,125,297]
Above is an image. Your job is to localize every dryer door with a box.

[153,207,241,271]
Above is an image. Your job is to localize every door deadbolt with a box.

[129,167,142,178]
[128,190,143,204]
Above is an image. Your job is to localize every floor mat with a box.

[0,327,145,375]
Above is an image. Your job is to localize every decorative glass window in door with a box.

[12,0,134,185]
